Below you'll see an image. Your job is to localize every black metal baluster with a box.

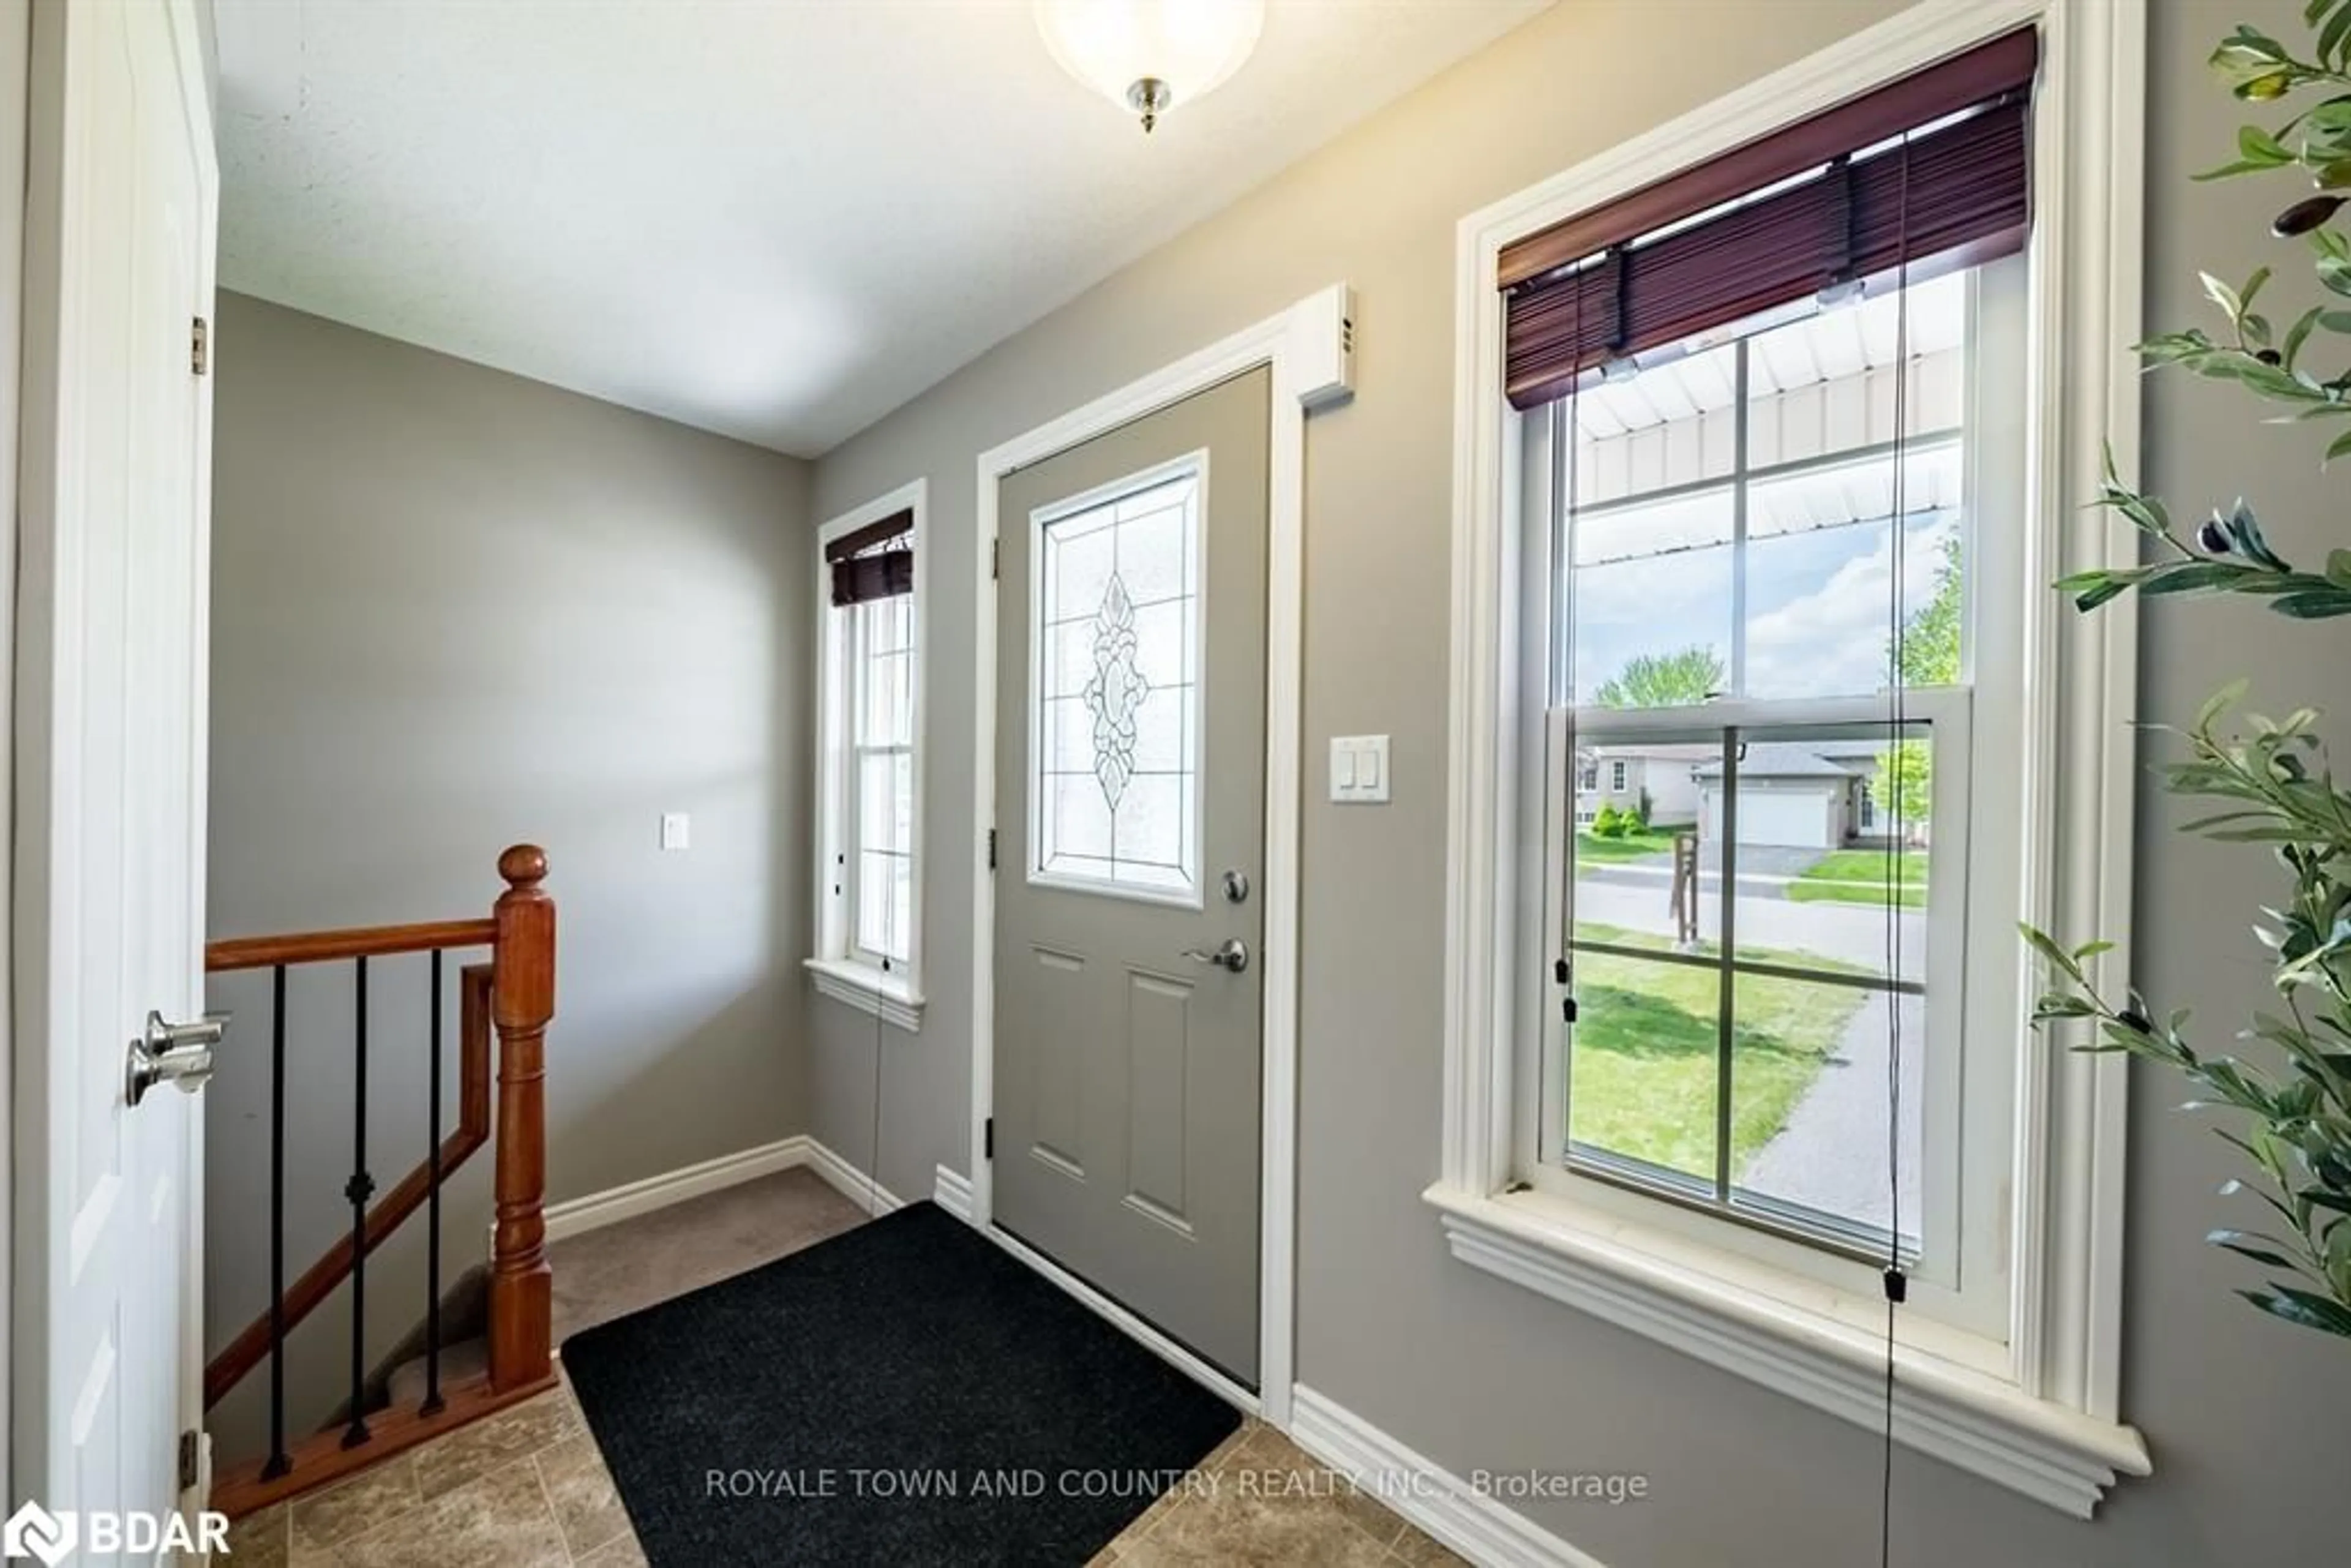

[261,964,291,1481]
[422,950,444,1415]
[342,956,374,1449]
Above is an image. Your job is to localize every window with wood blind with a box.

[1433,3,2152,1515]
[809,485,926,1029]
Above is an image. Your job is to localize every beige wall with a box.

[809,0,2351,1561]
[204,293,812,1448]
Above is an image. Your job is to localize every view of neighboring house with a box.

[1692,740,1888,850]
[1580,739,1893,851]
[1573,743,1705,827]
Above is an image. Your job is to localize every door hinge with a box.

[178,1428,201,1490]
[984,1117,994,1160]
[986,828,997,871]
[991,538,999,580]
[191,315,209,376]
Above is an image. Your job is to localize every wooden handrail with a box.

[487,845,555,1393]
[203,962,493,1409]
[205,918,498,972]
[201,846,555,1512]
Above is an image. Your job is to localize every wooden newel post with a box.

[487,844,555,1394]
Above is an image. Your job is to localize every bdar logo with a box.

[2,1501,75,1565]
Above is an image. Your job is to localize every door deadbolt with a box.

[1221,869,1250,904]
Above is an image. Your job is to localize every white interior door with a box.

[12,0,217,1548]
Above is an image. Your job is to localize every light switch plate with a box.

[660,812,691,850]
[1329,735,1391,804]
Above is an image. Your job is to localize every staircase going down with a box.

[202,846,558,1519]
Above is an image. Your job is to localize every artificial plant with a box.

[2025,9,2351,1341]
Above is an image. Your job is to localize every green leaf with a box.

[2019,923,2090,987]
[2203,270,2246,320]
[2271,588,2351,617]
[2328,427,2351,467]
[2323,2,2351,68]
[2208,1228,2306,1270]
[2284,306,2323,368]
[2243,126,2296,169]
[2265,1285,2351,1335]
[2139,563,2254,595]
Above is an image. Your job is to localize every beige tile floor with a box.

[219,1169,1468,1567]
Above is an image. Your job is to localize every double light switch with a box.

[1329,735,1391,805]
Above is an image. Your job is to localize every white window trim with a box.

[1435,0,2147,1518]
[809,478,927,1030]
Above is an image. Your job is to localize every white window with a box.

[1029,457,1204,906]
[809,482,926,1029]
[1436,1,2147,1519]
[1535,265,1997,1329]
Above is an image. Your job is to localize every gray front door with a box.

[994,369,1269,1385]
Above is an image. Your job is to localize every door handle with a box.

[126,1010,227,1106]
[1181,938,1250,974]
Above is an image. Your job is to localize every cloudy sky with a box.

[1568,511,1955,705]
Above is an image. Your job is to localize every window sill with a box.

[803,958,924,1032]
[1422,1182,2149,1517]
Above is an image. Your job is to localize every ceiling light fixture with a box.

[1034,0,1267,134]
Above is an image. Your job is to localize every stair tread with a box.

[383,1337,490,1411]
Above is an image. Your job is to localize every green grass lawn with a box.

[1573,827,1680,863]
[1785,848,1930,909]
[1566,926,1868,1180]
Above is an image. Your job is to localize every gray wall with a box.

[808,0,2351,1561]
[203,293,811,1449]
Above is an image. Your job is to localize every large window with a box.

[1535,265,2008,1326]
[1434,8,2151,1516]
[810,484,925,1028]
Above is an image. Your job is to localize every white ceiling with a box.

[215,1,1550,458]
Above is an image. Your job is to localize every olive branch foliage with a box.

[2024,2,2351,1340]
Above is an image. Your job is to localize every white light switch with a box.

[660,812,691,850]
[1329,736,1391,804]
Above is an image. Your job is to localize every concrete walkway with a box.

[1740,990,1924,1238]
[1570,867,1926,1235]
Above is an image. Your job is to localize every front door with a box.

[994,370,1269,1384]
[13,0,218,1547]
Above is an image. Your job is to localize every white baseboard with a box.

[799,1138,904,1217]
[933,1165,973,1221]
[1289,1386,1609,1568]
[542,1135,902,1243]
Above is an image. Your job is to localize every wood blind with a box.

[1501,28,2037,411]
[826,508,915,606]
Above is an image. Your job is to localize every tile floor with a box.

[219,1169,1467,1567]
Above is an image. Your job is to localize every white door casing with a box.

[969,285,1350,1429]
[12,0,218,1539]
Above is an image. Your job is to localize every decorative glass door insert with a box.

[1029,455,1205,903]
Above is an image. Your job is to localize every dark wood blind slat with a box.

[823,508,915,563]
[1504,96,2028,410]
[830,551,914,607]
[1496,27,2038,290]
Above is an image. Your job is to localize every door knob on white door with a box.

[126,1010,227,1106]
[1182,938,1250,974]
